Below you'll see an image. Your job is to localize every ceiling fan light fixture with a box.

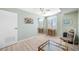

[40,8,61,16]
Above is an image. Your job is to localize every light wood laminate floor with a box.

[0,34,79,51]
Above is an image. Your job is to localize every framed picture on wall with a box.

[24,17,33,24]
[63,18,71,26]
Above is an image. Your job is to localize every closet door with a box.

[0,10,18,48]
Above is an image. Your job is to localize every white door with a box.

[0,10,18,48]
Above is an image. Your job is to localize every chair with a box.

[60,29,76,50]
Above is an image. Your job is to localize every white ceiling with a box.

[19,8,78,16]
[60,8,78,13]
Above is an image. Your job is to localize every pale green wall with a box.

[57,13,64,36]
[57,11,78,36]
[63,11,78,33]
[0,8,39,41]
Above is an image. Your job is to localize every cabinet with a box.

[38,28,44,33]
[47,29,56,36]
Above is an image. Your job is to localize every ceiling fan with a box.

[39,8,61,16]
[40,8,51,14]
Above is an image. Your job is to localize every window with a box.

[47,16,57,30]
[38,17,44,28]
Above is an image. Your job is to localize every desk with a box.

[38,28,44,33]
[48,29,56,36]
